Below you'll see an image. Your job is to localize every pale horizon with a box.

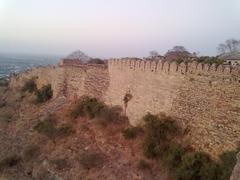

[0,0,240,58]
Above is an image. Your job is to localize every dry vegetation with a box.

[0,79,238,180]
[0,80,168,180]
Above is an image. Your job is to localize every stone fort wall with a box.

[106,58,240,156]
[9,64,109,100]
[9,66,64,98]
[9,58,240,156]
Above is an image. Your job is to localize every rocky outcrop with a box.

[231,152,240,180]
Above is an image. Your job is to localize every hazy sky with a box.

[0,0,240,58]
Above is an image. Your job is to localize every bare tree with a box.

[149,50,159,57]
[217,39,240,54]
[226,39,240,52]
[66,50,91,63]
[165,46,191,62]
[217,44,227,54]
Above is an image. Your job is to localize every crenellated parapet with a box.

[108,58,240,78]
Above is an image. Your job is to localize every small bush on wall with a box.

[22,78,53,103]
[22,78,37,93]
[35,84,53,103]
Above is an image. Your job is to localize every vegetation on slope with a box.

[35,84,53,103]
[22,78,53,103]
[122,127,143,139]
[70,96,123,126]
[70,97,238,179]
[21,78,37,93]
[141,113,239,180]
[0,155,22,172]
[34,116,73,140]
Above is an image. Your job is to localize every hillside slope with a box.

[0,82,168,180]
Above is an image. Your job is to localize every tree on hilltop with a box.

[165,46,193,62]
[170,46,188,52]
[149,50,160,57]
[66,50,91,63]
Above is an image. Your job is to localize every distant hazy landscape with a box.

[0,53,60,78]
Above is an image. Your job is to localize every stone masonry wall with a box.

[9,66,64,98]
[9,64,109,101]
[61,64,109,100]
[170,66,240,156]
[106,59,240,157]
[105,59,184,125]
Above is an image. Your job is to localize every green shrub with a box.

[175,58,184,65]
[143,133,162,159]
[22,78,37,93]
[35,84,53,103]
[217,149,239,180]
[122,127,142,139]
[87,58,105,64]
[83,98,105,119]
[22,79,53,103]
[79,152,104,169]
[0,111,13,122]
[56,124,74,138]
[34,117,73,139]
[96,106,122,126]
[141,113,238,180]
[215,59,224,66]
[34,118,56,138]
[142,113,180,158]
[80,124,89,131]
[70,102,84,119]
[0,155,22,171]
[70,96,105,119]
[70,96,122,126]
[164,142,186,169]
[143,113,179,141]
[22,145,40,162]
[137,159,151,170]
[0,100,6,108]
[50,158,68,170]
[175,152,218,180]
